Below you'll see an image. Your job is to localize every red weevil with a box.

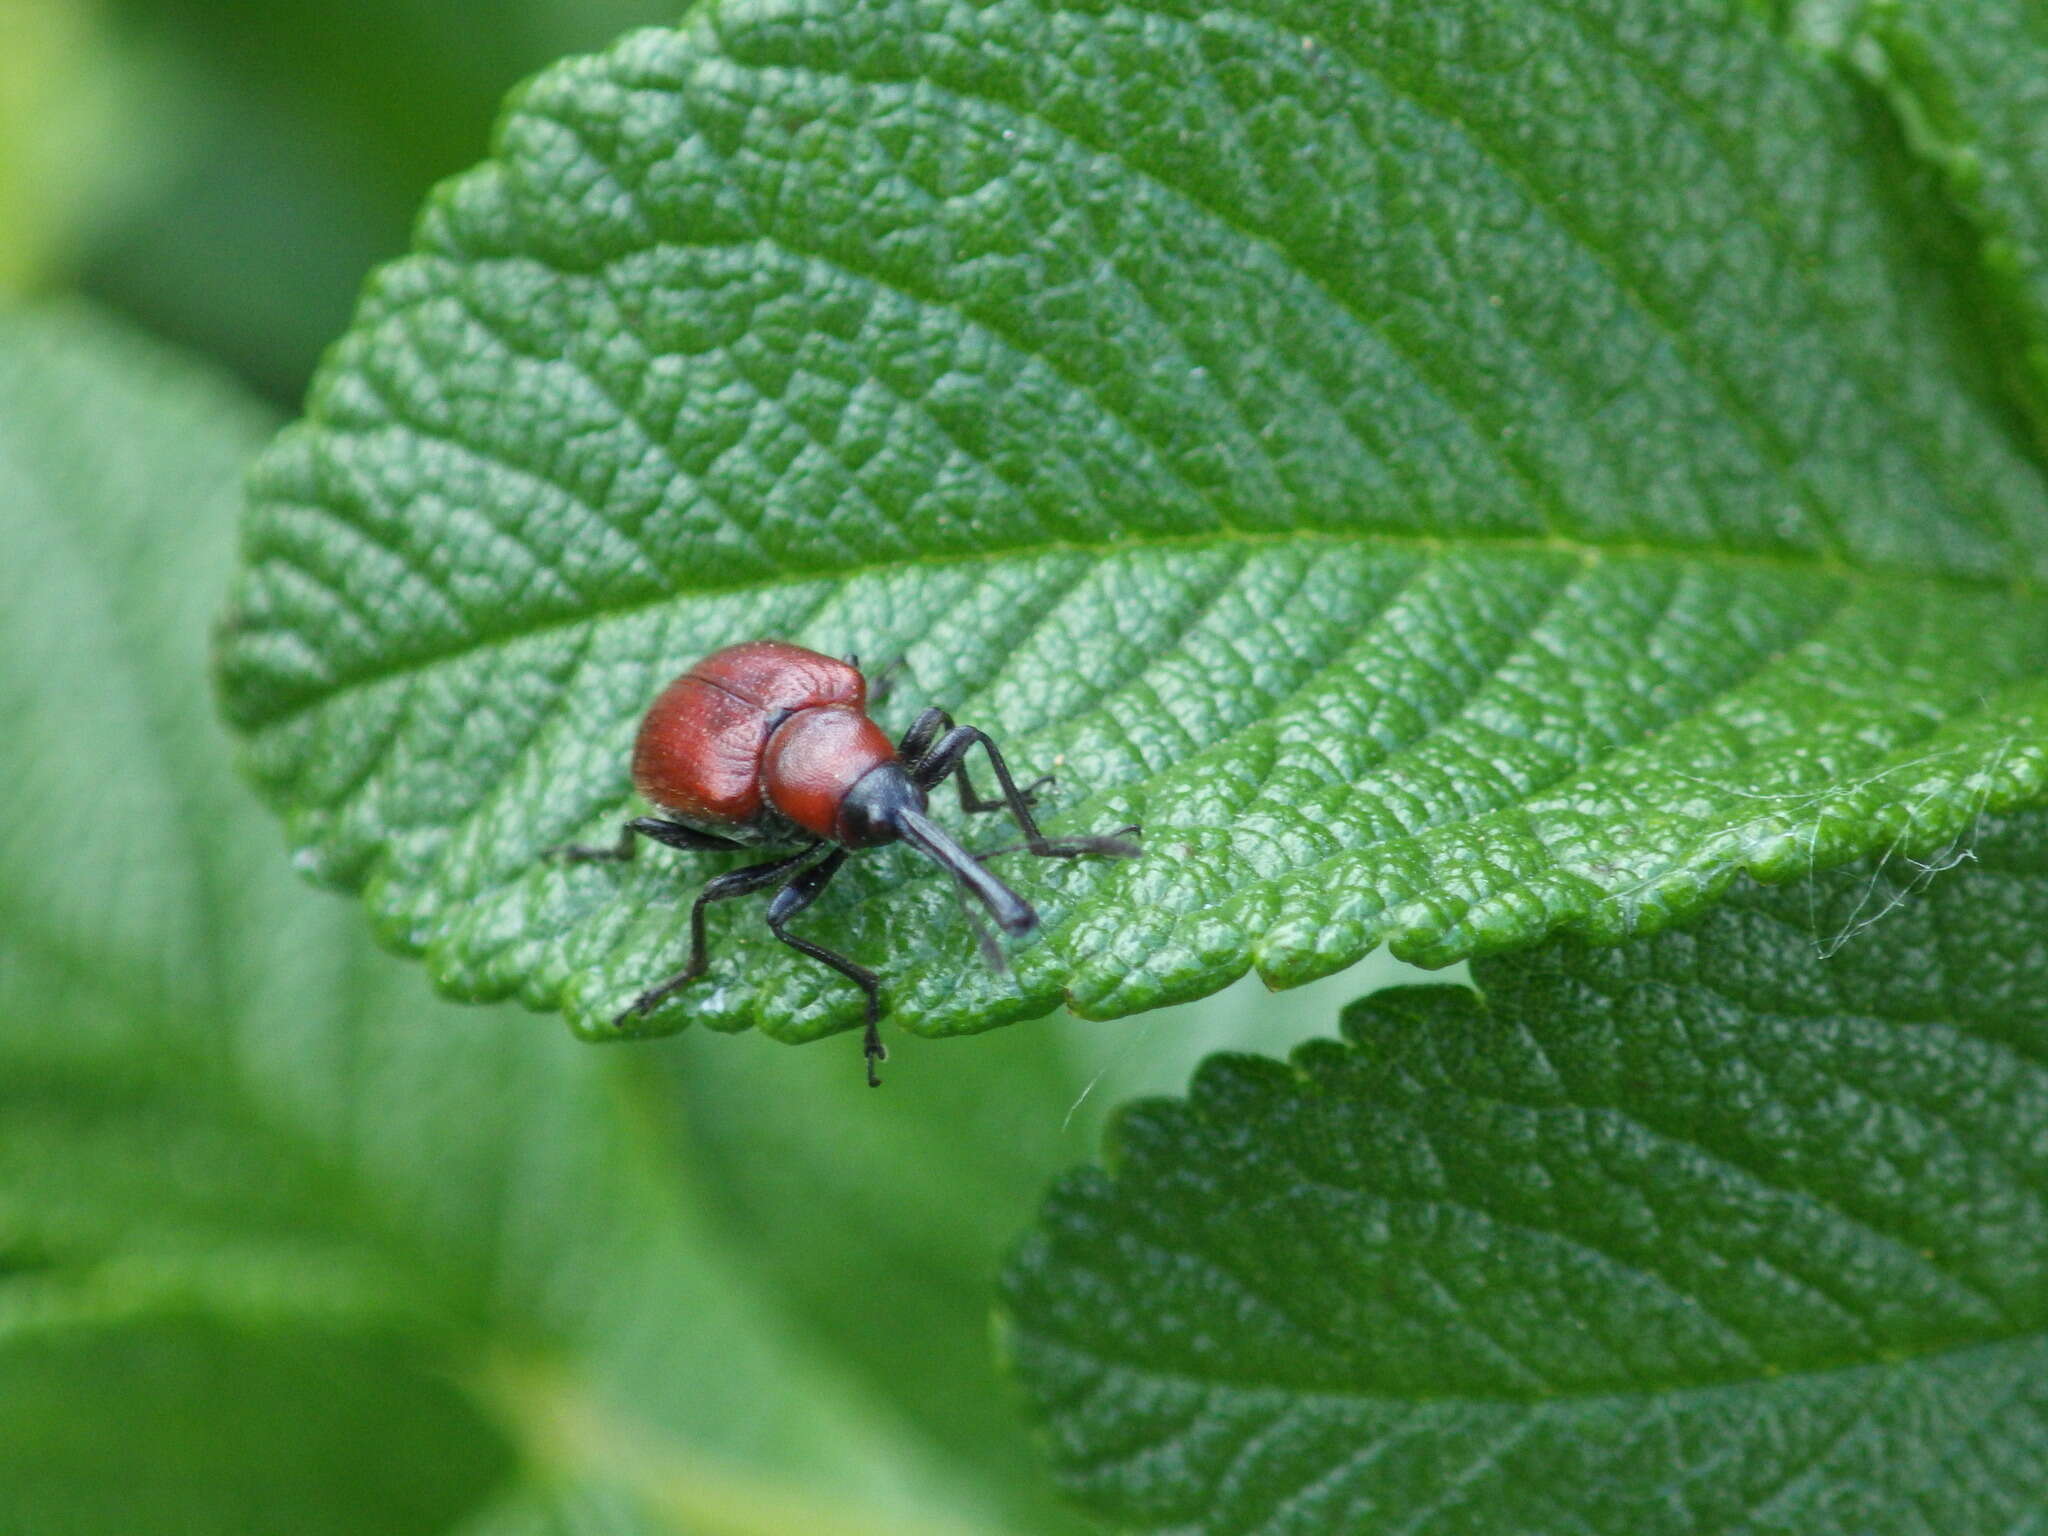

[556,641,1139,1083]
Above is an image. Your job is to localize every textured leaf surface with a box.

[1849,0,2048,440]
[1003,809,2048,1534]
[216,0,2048,1048]
[0,303,1074,1535]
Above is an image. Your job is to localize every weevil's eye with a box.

[835,763,925,848]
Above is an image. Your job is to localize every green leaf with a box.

[0,301,1064,1534]
[1001,808,2048,1534]
[0,1304,515,1536]
[1842,0,2048,444]
[216,0,2048,1050]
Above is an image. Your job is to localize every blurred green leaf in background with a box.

[0,0,156,297]
[64,0,681,399]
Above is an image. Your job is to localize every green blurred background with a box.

[0,1,1426,1529]
[8,0,684,400]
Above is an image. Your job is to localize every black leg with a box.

[763,850,889,1086]
[616,846,822,1023]
[897,708,1050,815]
[552,816,743,863]
[908,723,1069,850]
[913,724,1138,859]
[975,825,1143,861]
[955,770,1053,814]
[895,706,949,764]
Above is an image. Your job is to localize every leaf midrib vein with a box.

[238,518,2042,734]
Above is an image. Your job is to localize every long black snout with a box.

[893,806,1038,938]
